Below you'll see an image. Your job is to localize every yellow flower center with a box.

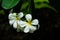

[26,21,32,26]
[15,16,19,20]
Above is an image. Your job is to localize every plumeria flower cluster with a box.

[8,12,40,33]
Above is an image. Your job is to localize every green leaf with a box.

[35,3,48,8]
[21,1,32,14]
[35,3,57,12]
[20,2,29,11]
[34,0,49,3]
[2,0,20,9]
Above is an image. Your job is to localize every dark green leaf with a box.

[0,10,5,15]
[0,0,1,2]
[35,3,57,12]
[2,0,20,9]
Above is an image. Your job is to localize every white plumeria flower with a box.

[8,12,24,29]
[23,14,39,33]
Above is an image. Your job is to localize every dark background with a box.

[0,0,60,40]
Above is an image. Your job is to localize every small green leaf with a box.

[2,0,20,9]
[21,1,32,14]
[34,0,49,3]
[21,2,29,10]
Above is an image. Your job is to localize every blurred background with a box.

[0,0,60,40]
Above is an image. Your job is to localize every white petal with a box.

[9,20,15,25]
[29,26,37,31]
[24,27,29,33]
[13,21,17,28]
[9,13,12,17]
[8,13,16,20]
[18,12,24,18]
[32,19,39,25]
[8,16,15,20]
[25,14,32,21]
[18,21,26,27]
[8,13,13,19]
[13,13,16,16]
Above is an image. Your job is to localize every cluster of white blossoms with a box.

[8,12,40,33]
